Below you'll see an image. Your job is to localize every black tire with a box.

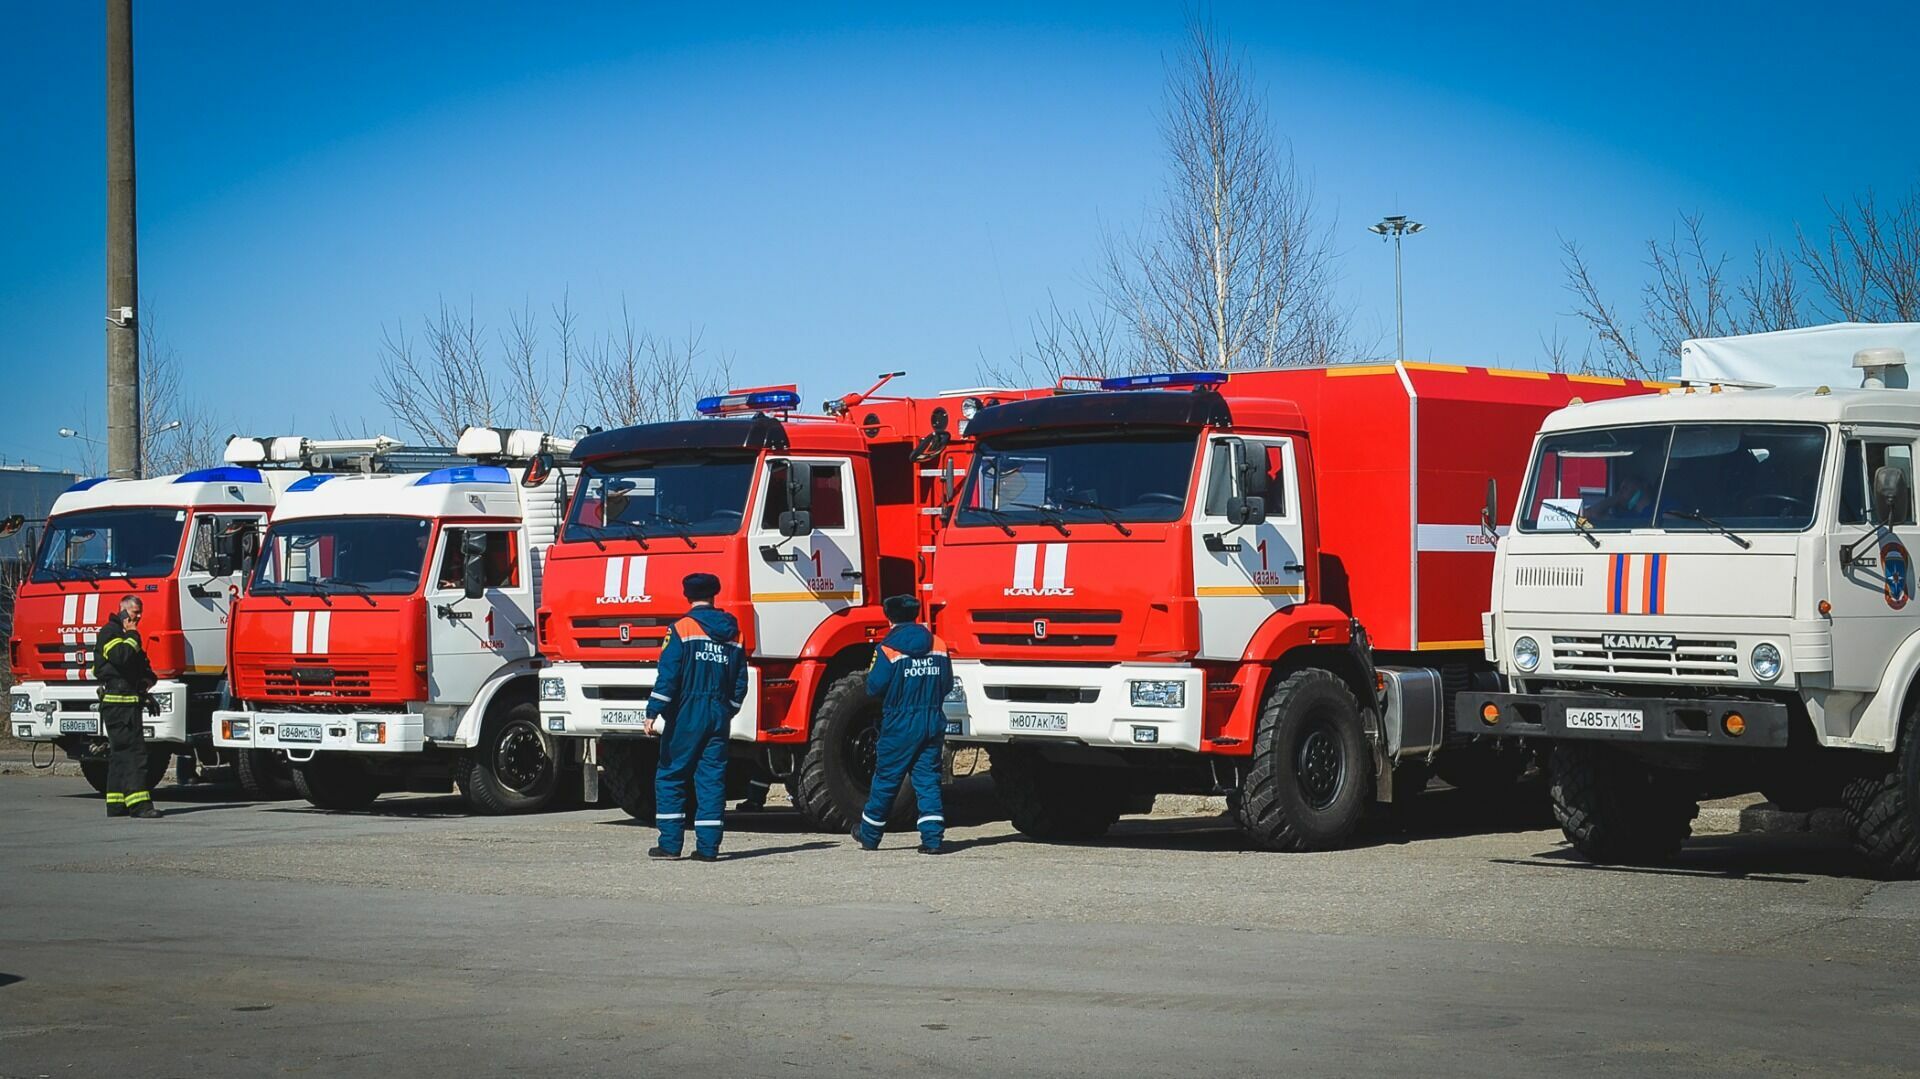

[236,749,297,800]
[792,670,897,832]
[1840,706,1920,879]
[1233,668,1373,852]
[462,702,561,815]
[1548,743,1696,864]
[291,754,381,811]
[599,738,659,820]
[80,759,109,794]
[988,745,1124,841]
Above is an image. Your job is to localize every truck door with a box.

[179,512,265,674]
[425,526,535,705]
[1190,436,1306,661]
[1829,432,1920,691]
[747,456,862,658]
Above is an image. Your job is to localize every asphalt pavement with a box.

[1,771,1915,1078]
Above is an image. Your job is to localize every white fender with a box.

[449,659,544,746]
[1837,625,1920,751]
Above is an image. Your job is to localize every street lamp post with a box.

[1368,215,1425,363]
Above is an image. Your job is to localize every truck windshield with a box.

[252,516,433,594]
[1520,423,1826,533]
[566,454,758,541]
[957,428,1200,527]
[32,507,186,582]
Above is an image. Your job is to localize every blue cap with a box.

[682,572,721,601]
[882,594,921,622]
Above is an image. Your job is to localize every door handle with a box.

[514,623,533,634]
[1283,563,1306,573]
[435,604,473,621]
[840,569,863,579]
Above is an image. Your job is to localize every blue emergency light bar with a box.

[696,389,803,416]
[1098,371,1229,391]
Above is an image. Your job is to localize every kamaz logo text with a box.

[1003,543,1073,597]
[1602,633,1676,651]
[596,556,653,605]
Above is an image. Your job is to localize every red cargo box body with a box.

[1216,363,1660,652]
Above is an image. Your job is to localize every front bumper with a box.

[10,680,193,745]
[1455,690,1791,748]
[945,660,1204,751]
[536,662,761,742]
[212,709,425,754]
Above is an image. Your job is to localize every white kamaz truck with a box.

[1459,323,1920,876]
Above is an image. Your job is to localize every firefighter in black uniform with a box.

[95,595,162,819]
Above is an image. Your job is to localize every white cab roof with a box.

[1681,322,1920,387]
[48,466,302,516]
[1543,385,1920,434]
[267,465,528,524]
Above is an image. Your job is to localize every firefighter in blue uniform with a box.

[95,595,163,819]
[855,595,954,854]
[645,573,747,861]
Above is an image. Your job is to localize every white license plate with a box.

[277,723,323,743]
[58,718,99,734]
[603,708,647,726]
[1009,711,1068,732]
[1565,707,1644,732]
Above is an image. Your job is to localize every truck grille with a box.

[33,642,93,680]
[1513,564,1584,588]
[1550,635,1740,680]
[970,609,1123,650]
[237,654,403,703]
[568,615,673,652]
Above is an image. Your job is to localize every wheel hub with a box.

[1294,722,1345,810]
[495,722,553,793]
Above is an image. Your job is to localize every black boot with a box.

[129,798,163,819]
[106,798,128,818]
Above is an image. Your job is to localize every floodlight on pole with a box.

[1369,215,1425,363]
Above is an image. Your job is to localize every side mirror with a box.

[521,452,554,488]
[460,532,490,599]
[1482,477,1500,538]
[210,549,234,578]
[1222,437,1268,525]
[778,509,813,538]
[1226,495,1267,527]
[784,461,814,512]
[941,458,957,505]
[1874,464,1909,525]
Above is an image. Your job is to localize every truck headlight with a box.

[1129,680,1185,709]
[944,677,966,703]
[148,691,173,713]
[357,721,387,744]
[15,724,32,738]
[1751,642,1782,682]
[1512,636,1540,673]
[539,676,566,701]
[10,693,29,714]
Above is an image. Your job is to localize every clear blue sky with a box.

[3,1,1916,474]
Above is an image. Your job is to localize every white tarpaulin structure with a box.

[1680,322,1920,388]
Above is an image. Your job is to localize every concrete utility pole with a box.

[1367,215,1425,363]
[105,0,141,478]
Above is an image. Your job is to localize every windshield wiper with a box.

[567,521,608,550]
[1052,496,1132,536]
[963,505,1017,536]
[1007,502,1073,537]
[639,511,699,549]
[1536,501,1601,547]
[322,579,380,606]
[308,580,336,606]
[251,582,294,605]
[1661,509,1752,549]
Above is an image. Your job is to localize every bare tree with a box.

[376,301,498,446]
[979,292,1127,385]
[1104,18,1349,372]
[579,299,733,429]
[1560,183,1920,378]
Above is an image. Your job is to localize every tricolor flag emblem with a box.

[1606,553,1668,615]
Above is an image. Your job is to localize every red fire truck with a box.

[931,364,1661,850]
[535,377,1043,830]
[6,437,410,796]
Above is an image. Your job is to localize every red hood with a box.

[927,524,1196,662]
[539,537,756,661]
[8,578,182,682]
[228,594,425,706]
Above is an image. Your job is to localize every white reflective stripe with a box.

[311,611,331,654]
[627,556,647,599]
[917,815,944,824]
[1012,543,1037,590]
[62,594,78,624]
[292,610,310,653]
[1041,544,1067,591]
[649,692,672,703]
[82,593,99,624]
[748,779,771,788]
[861,813,887,827]
[655,812,685,820]
[693,819,724,827]
[603,557,624,600]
